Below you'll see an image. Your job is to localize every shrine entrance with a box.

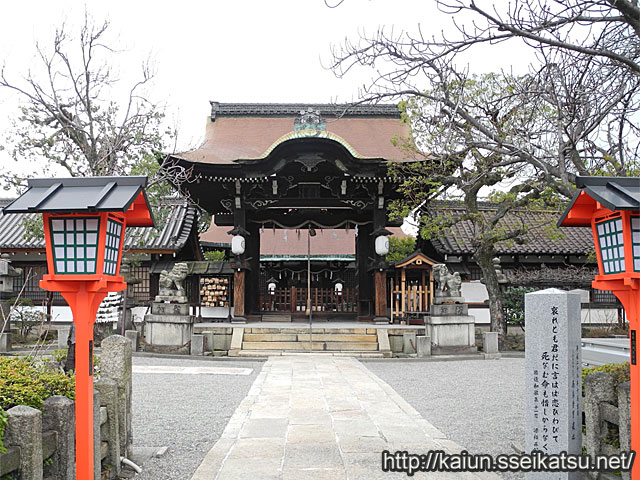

[259,256,358,316]
[172,103,411,322]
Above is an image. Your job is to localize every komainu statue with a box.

[432,264,462,300]
[158,262,189,297]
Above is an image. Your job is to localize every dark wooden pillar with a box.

[374,270,388,319]
[245,223,261,315]
[231,180,248,321]
[233,270,245,318]
[372,189,389,323]
[356,223,373,319]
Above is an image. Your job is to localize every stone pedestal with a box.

[424,303,476,355]
[144,301,194,347]
[416,336,432,357]
[0,332,11,352]
[482,331,501,359]
[402,332,417,354]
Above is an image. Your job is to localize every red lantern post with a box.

[559,176,640,478]
[3,177,154,480]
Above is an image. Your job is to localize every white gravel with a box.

[363,357,525,480]
[129,356,264,480]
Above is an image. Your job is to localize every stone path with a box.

[190,355,501,480]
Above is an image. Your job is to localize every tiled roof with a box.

[427,201,594,255]
[209,102,401,119]
[172,102,412,165]
[0,197,198,253]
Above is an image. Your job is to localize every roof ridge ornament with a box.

[294,107,326,131]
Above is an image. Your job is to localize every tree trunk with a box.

[476,248,506,336]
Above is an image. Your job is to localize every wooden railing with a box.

[260,287,357,313]
[392,285,430,320]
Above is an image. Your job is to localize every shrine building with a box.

[171,102,413,322]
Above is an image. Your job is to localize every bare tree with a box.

[0,13,193,193]
[431,0,640,74]
[329,1,640,333]
[387,72,565,335]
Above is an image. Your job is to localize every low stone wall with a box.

[0,334,133,480]
[193,326,234,355]
[583,371,631,480]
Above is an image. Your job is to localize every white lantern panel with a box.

[596,217,626,275]
[375,235,390,256]
[103,218,123,276]
[231,235,246,255]
[86,219,99,230]
[632,216,640,272]
[49,216,101,275]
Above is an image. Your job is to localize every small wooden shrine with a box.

[390,251,438,323]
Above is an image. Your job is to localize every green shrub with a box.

[0,409,7,454]
[0,357,75,411]
[582,362,630,392]
[385,237,416,263]
[204,250,226,261]
[503,286,539,326]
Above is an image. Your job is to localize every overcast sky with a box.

[0,0,532,191]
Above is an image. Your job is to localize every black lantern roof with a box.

[558,176,640,227]
[2,176,154,226]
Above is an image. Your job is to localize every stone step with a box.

[242,333,377,343]
[242,341,326,351]
[324,342,379,351]
[241,341,379,351]
[236,350,385,358]
[243,333,298,342]
[261,314,292,322]
[244,327,374,334]
[297,334,377,343]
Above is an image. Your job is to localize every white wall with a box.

[461,281,489,303]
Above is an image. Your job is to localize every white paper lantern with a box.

[375,235,390,255]
[231,235,245,255]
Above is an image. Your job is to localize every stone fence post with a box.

[584,372,616,479]
[95,377,121,479]
[5,405,43,480]
[100,335,133,458]
[618,381,631,480]
[42,395,75,480]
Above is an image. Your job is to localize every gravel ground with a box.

[129,356,264,480]
[364,357,525,480]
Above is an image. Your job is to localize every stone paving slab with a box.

[190,355,501,480]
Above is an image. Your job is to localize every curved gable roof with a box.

[173,102,413,165]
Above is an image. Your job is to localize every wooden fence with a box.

[260,287,357,313]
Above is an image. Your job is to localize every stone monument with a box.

[524,288,581,480]
[424,264,476,354]
[144,263,195,350]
